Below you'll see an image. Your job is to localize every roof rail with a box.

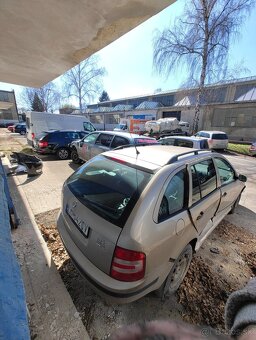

[167,149,213,164]
[114,143,158,150]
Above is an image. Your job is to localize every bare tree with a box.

[62,55,106,112]
[153,0,254,132]
[19,82,60,112]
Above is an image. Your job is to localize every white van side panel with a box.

[26,112,94,145]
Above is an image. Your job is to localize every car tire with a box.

[20,131,26,135]
[155,244,193,300]
[56,148,70,160]
[71,150,81,164]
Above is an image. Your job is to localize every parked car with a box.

[33,130,88,160]
[57,145,246,303]
[7,125,15,132]
[158,136,209,149]
[249,141,256,156]
[194,130,228,150]
[14,123,26,135]
[70,130,157,164]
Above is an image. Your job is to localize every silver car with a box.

[57,145,246,303]
[158,136,209,149]
[70,130,157,163]
[194,130,229,150]
[249,141,256,156]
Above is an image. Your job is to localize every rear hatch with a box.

[63,154,152,274]
[211,133,228,148]
[33,132,49,150]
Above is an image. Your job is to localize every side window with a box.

[111,136,129,148]
[161,138,175,145]
[158,170,185,222]
[191,159,217,204]
[48,132,60,142]
[214,158,235,185]
[95,133,113,147]
[66,132,80,139]
[83,122,95,132]
[84,133,99,144]
[176,140,193,148]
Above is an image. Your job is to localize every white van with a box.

[26,111,95,145]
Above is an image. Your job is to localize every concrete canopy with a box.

[0,0,173,88]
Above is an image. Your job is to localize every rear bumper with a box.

[57,211,158,303]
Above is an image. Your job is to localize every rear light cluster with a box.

[110,246,146,282]
[208,139,213,145]
[38,141,48,148]
[32,133,35,139]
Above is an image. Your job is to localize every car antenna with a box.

[126,121,140,156]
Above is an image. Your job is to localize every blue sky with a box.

[1,0,256,105]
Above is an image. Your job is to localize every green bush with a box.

[227,143,251,155]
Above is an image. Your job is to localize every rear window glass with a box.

[37,132,49,141]
[134,138,157,144]
[212,133,228,140]
[67,155,153,227]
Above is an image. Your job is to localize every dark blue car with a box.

[14,123,26,135]
[33,130,88,160]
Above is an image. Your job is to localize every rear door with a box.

[188,158,221,237]
[90,133,114,158]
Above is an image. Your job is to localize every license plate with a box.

[66,204,90,237]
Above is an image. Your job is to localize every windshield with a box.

[67,155,153,227]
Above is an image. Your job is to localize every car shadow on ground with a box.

[68,161,81,171]
[225,204,256,235]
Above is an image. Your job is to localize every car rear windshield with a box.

[37,132,49,141]
[212,133,228,139]
[134,138,158,144]
[67,155,153,227]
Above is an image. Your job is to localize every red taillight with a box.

[110,246,146,282]
[32,133,35,139]
[38,141,48,148]
[208,138,213,145]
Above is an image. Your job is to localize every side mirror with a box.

[238,174,247,182]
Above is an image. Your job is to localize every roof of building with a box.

[135,101,163,109]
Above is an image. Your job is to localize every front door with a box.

[188,159,221,237]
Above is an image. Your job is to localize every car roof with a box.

[93,130,155,139]
[198,130,227,134]
[159,136,208,142]
[45,129,85,133]
[103,145,214,172]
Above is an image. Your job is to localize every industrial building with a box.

[87,76,256,141]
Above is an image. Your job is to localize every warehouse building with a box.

[87,76,256,141]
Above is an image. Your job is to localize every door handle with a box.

[196,211,204,220]
[222,192,227,197]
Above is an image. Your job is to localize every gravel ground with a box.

[35,209,256,338]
